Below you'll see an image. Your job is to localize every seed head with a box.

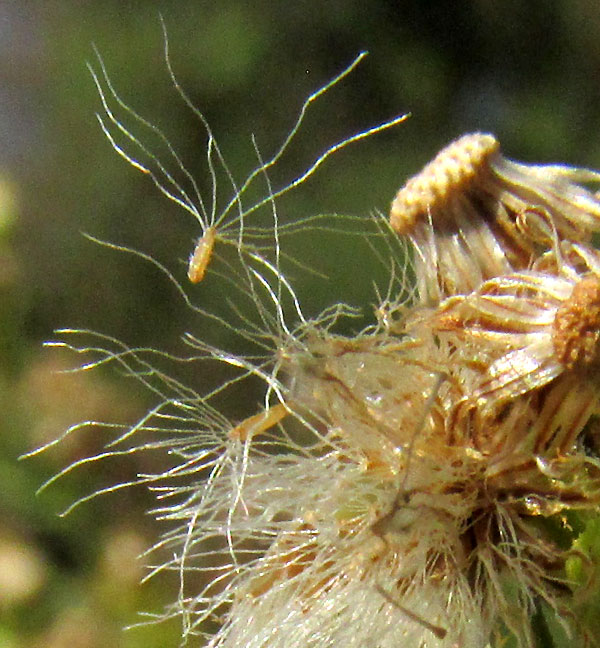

[429,240,600,412]
[38,41,600,648]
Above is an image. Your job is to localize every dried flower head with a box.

[391,132,600,304]
[32,39,600,648]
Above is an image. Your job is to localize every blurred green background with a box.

[4,1,600,646]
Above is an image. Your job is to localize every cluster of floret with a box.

[212,131,600,648]
[138,133,600,648]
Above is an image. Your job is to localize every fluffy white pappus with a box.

[31,32,453,648]
[87,21,408,293]
[152,416,490,648]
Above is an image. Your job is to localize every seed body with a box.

[229,403,289,441]
[187,226,217,284]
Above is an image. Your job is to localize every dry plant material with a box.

[35,43,600,648]
[187,226,217,284]
[391,132,600,304]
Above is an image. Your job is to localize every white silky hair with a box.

[26,25,470,648]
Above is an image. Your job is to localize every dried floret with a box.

[391,132,600,304]
[431,248,600,410]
